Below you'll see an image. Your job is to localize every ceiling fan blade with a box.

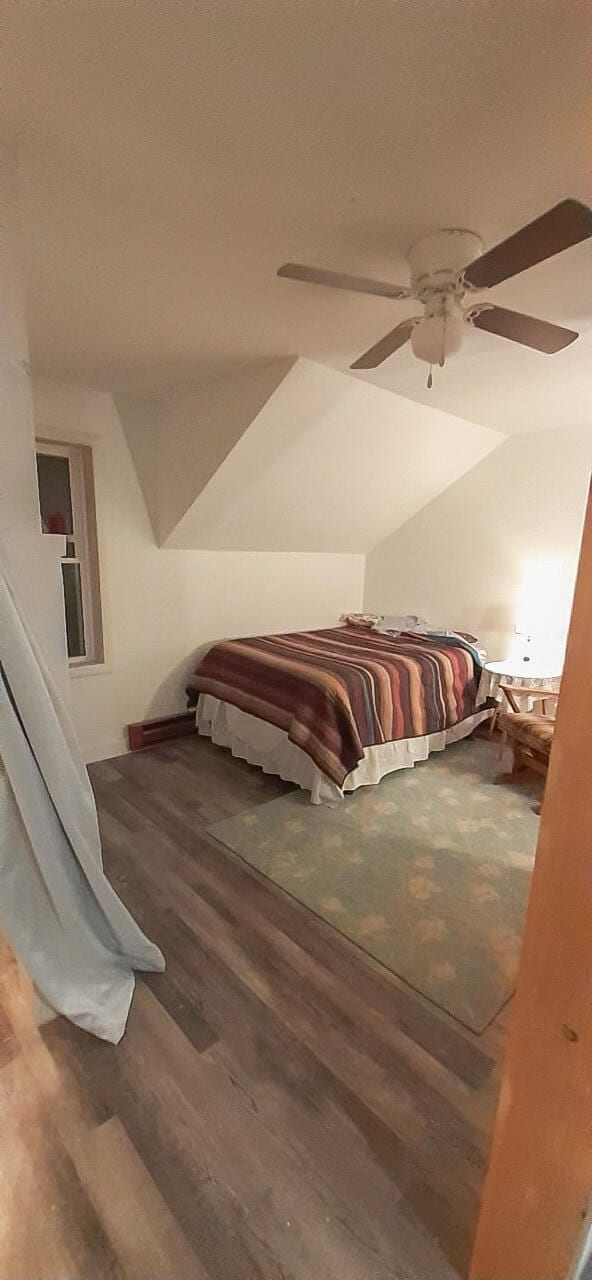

[464,199,592,289]
[471,304,578,353]
[277,263,413,300]
[350,318,419,369]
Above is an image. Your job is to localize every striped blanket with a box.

[190,626,483,787]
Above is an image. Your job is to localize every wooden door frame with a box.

[470,481,592,1279]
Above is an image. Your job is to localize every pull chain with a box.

[427,365,433,389]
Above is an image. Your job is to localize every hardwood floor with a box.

[0,736,509,1279]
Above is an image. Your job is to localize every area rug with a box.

[208,739,541,1032]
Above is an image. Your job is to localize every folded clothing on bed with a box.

[189,625,484,789]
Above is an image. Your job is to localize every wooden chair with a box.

[497,683,559,780]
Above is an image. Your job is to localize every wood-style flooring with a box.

[0,735,509,1280]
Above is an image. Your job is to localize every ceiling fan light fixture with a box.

[278,200,592,372]
[410,307,465,366]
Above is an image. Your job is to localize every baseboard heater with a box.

[128,711,196,751]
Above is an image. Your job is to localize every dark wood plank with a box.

[0,735,508,1279]
[101,750,496,1090]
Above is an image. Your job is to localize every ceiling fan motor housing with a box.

[408,228,484,301]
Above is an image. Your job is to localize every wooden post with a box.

[470,483,592,1280]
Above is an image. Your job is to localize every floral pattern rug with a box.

[208,739,541,1032]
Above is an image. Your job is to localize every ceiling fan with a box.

[277,199,592,384]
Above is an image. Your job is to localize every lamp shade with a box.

[410,307,465,365]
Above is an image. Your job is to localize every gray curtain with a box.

[0,562,164,1042]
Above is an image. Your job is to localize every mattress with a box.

[190,624,487,791]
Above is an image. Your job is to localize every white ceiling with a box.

[3,0,591,432]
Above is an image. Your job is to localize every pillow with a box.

[340,611,383,629]
[411,622,480,645]
[378,614,421,633]
[378,616,479,645]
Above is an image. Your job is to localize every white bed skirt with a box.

[196,694,493,804]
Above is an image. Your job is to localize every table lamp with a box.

[513,619,536,667]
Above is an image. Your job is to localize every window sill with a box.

[68,661,110,679]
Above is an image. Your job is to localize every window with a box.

[36,441,104,666]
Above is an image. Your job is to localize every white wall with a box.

[27,381,591,762]
[0,147,68,690]
[364,425,592,663]
[33,380,364,761]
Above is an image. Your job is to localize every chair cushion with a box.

[499,711,555,756]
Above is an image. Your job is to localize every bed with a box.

[188,625,493,803]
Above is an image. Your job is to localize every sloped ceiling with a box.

[3,0,590,435]
[118,359,503,553]
[117,357,294,542]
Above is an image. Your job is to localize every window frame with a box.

[36,438,104,668]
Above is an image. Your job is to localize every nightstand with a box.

[482,659,561,732]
